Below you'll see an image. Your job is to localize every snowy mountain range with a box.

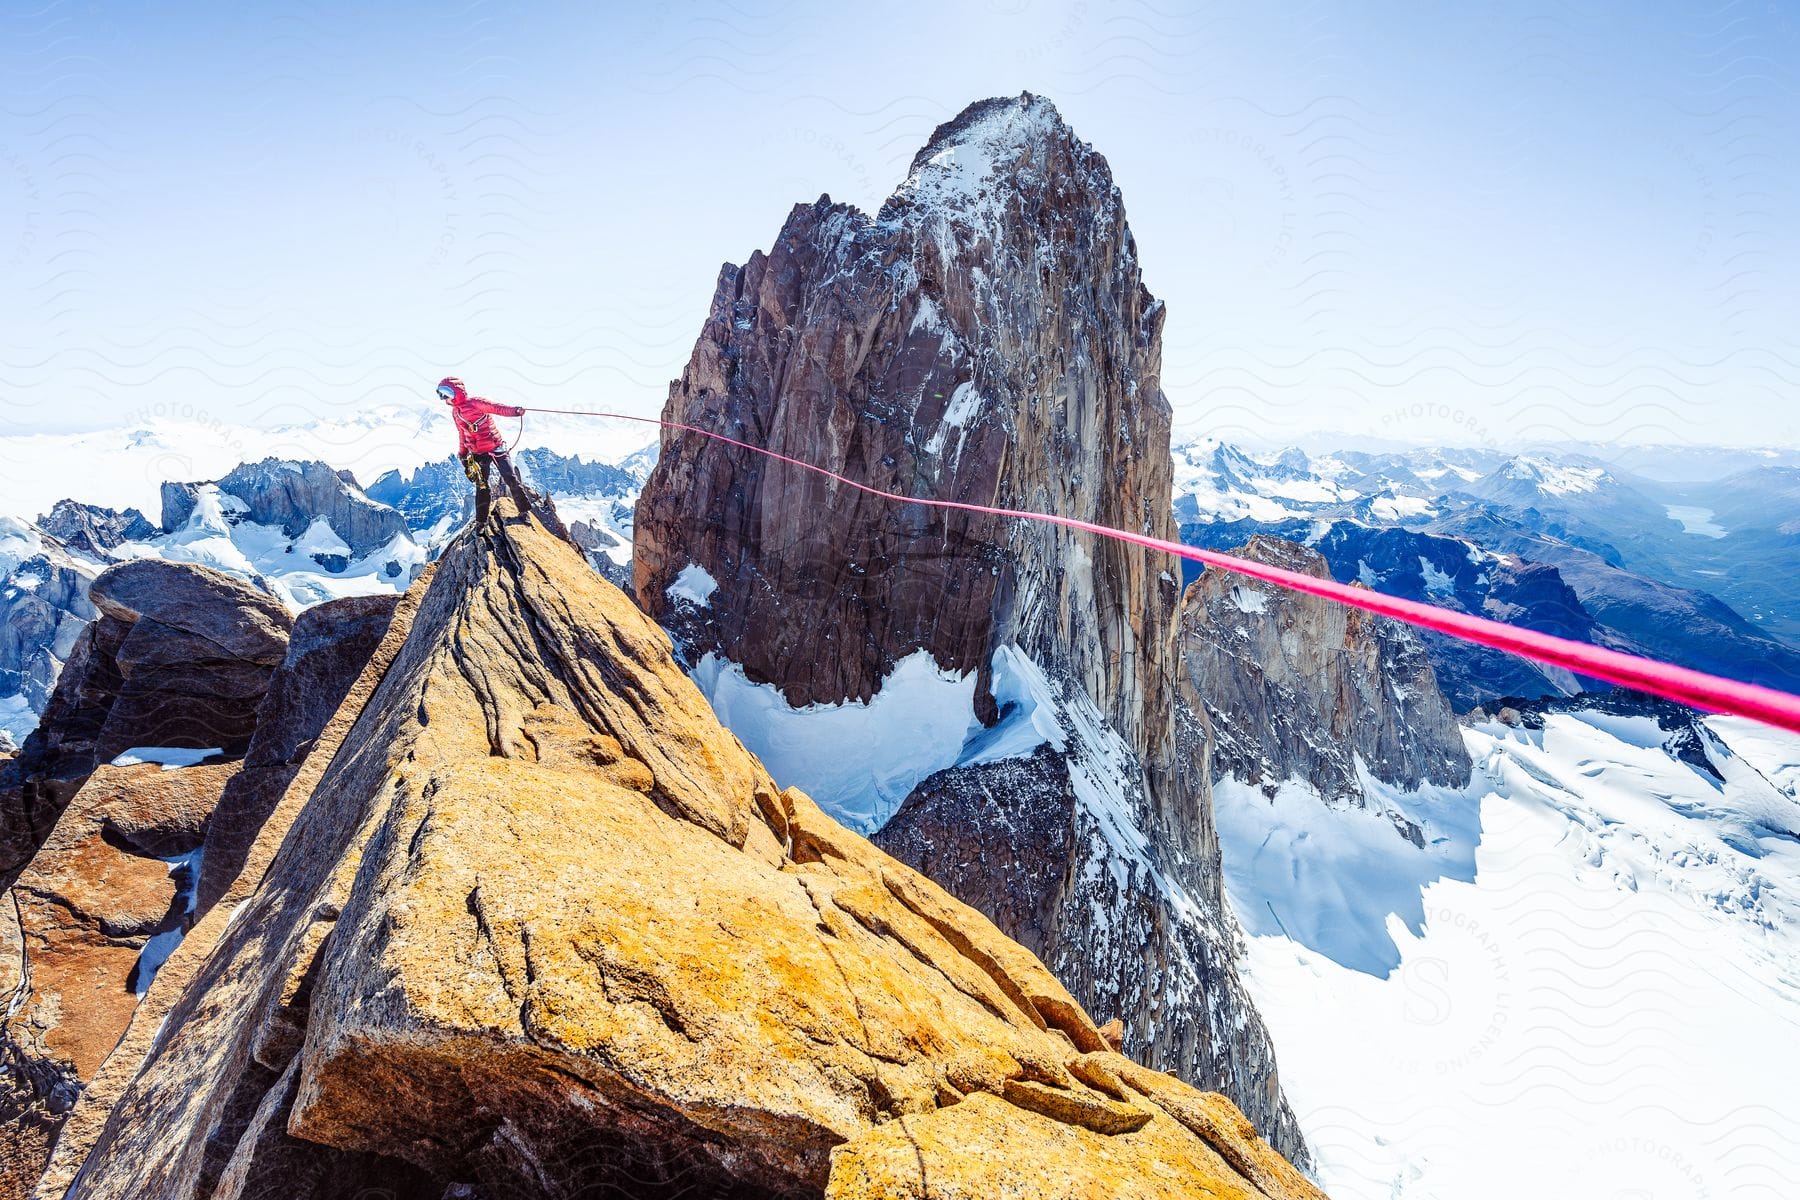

[0,432,652,745]
[1173,437,1800,704]
[9,422,1793,1199]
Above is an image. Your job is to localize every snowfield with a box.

[689,649,983,832]
[1223,711,1800,1199]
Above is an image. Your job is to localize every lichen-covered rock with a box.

[826,1077,1321,1200]
[55,507,1322,1200]
[1180,535,1471,813]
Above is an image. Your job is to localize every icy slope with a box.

[1222,706,1800,1200]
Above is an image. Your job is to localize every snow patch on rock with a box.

[666,562,719,608]
[110,746,224,770]
[923,381,985,459]
[132,845,204,995]
[1229,583,1269,614]
[689,649,980,832]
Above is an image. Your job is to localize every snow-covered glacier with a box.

[1224,704,1800,1199]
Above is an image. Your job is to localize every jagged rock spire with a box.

[633,95,1308,1161]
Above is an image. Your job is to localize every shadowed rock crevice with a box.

[2,560,292,892]
[0,560,310,1194]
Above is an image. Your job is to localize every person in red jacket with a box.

[437,376,539,528]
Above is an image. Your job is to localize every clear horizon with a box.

[3,2,1796,450]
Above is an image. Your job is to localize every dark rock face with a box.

[1180,536,1472,822]
[1182,517,1602,706]
[876,745,1078,959]
[634,93,1304,1161]
[156,482,200,534]
[636,94,1176,746]
[88,559,289,668]
[0,538,98,715]
[88,561,290,760]
[195,592,399,915]
[207,459,409,560]
[34,502,156,561]
[0,561,292,888]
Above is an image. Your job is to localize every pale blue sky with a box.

[3,0,1795,448]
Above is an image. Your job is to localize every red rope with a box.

[522,404,1800,736]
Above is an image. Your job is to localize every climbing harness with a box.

[517,404,1800,736]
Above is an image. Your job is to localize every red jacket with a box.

[439,377,523,455]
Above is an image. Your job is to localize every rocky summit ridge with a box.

[13,503,1321,1199]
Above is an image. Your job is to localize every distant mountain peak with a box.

[905,91,1068,174]
[887,92,1108,226]
[1495,454,1611,495]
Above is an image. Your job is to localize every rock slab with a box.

[58,507,1325,1200]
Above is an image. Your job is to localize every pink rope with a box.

[524,405,1800,736]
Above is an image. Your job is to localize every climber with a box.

[436,376,558,532]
